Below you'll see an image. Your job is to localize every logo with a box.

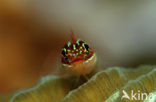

[121,90,155,101]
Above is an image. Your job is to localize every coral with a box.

[10,66,156,102]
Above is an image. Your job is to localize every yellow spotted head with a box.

[61,31,97,76]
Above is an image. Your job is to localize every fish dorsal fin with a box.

[71,30,77,43]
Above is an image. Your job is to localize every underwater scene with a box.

[1,1,156,102]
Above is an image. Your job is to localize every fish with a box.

[61,31,97,76]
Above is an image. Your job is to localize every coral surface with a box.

[10,66,156,102]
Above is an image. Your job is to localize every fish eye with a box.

[61,49,66,57]
[84,44,89,51]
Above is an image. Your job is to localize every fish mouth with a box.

[62,52,95,65]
